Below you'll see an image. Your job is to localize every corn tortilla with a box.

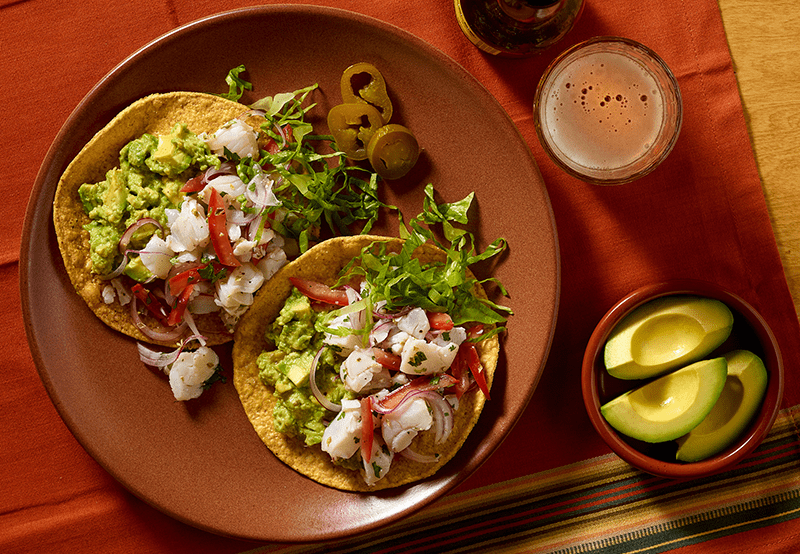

[233,235,499,491]
[53,92,250,346]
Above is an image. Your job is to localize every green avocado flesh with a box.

[604,296,734,380]
[600,357,728,443]
[675,350,768,462]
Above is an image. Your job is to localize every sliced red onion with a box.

[227,207,258,227]
[245,173,280,212]
[130,296,188,343]
[119,218,162,254]
[274,123,288,149]
[204,161,237,183]
[239,108,266,119]
[371,389,454,445]
[136,333,207,370]
[373,305,412,320]
[423,391,454,444]
[371,388,425,416]
[309,347,341,412]
[371,374,458,414]
[137,343,181,372]
[343,287,366,331]
[399,447,438,464]
[182,311,205,346]
[247,215,265,242]
[97,252,129,281]
[369,319,393,347]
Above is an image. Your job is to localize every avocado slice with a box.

[604,296,734,380]
[123,256,154,283]
[600,357,728,443]
[675,350,768,462]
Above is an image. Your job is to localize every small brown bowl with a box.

[582,279,784,479]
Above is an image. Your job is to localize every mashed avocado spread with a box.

[78,123,219,277]
[257,289,352,446]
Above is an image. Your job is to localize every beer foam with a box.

[542,51,665,171]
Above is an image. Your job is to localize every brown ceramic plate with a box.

[20,6,559,542]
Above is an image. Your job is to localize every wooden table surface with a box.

[718,0,800,319]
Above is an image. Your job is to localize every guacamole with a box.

[77,123,219,279]
[256,289,351,446]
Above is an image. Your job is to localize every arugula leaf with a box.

[247,84,395,252]
[339,184,512,329]
[217,65,253,102]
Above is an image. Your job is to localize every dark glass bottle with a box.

[454,0,584,57]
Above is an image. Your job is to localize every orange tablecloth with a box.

[5,0,800,552]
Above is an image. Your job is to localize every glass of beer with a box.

[534,37,682,185]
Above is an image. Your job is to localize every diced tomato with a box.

[427,311,454,331]
[131,283,170,324]
[372,347,401,371]
[207,187,241,268]
[466,324,485,340]
[374,374,458,412]
[167,283,194,326]
[462,342,491,400]
[289,277,349,306]
[361,397,374,464]
[168,267,203,298]
[264,125,294,155]
[180,174,205,193]
[264,138,281,156]
[448,348,472,400]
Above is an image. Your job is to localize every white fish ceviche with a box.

[78,81,389,356]
[241,189,511,488]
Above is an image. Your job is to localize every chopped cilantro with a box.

[198,262,228,283]
[409,351,427,367]
[202,365,227,390]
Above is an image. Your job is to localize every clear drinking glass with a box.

[533,37,683,185]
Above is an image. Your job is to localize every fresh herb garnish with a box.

[409,351,427,367]
[248,83,395,252]
[198,262,228,284]
[337,184,512,331]
[217,65,253,102]
[202,364,227,390]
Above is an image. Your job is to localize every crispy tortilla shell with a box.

[232,235,499,491]
[53,92,249,346]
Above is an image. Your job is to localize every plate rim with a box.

[20,4,560,542]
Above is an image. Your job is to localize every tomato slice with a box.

[289,277,349,306]
[180,174,205,193]
[448,348,472,400]
[361,396,374,464]
[207,187,241,268]
[427,311,454,331]
[466,324,485,340]
[462,343,491,400]
[264,125,294,155]
[372,347,401,371]
[131,283,170,324]
[168,267,203,298]
[167,283,195,326]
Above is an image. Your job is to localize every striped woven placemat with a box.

[252,404,800,554]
